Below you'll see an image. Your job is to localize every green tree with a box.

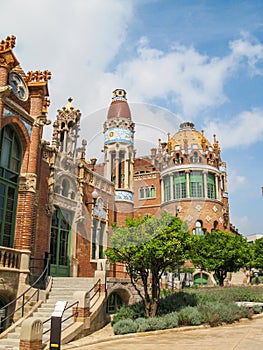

[190,230,250,286]
[251,237,263,269]
[105,211,191,318]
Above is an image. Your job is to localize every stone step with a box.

[0,338,20,346]
[0,277,96,349]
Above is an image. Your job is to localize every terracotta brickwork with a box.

[19,339,42,350]
[0,36,235,303]
[115,201,134,226]
[163,199,228,233]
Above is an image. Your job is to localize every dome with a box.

[107,89,131,120]
[169,122,212,150]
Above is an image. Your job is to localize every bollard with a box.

[49,301,67,350]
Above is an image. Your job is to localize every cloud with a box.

[230,215,249,235]
[2,2,263,148]
[104,33,263,119]
[82,102,181,161]
[203,108,263,148]
[227,169,247,194]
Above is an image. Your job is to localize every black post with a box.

[50,316,62,350]
[49,301,67,350]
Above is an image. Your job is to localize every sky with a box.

[1,0,263,236]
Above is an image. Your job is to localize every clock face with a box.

[8,72,29,101]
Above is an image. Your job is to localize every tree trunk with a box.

[150,271,160,317]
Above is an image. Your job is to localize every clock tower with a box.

[103,89,135,225]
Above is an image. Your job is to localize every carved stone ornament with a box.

[34,115,51,127]
[0,85,12,98]
[19,173,37,193]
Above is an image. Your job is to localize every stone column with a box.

[20,318,43,350]
[170,174,174,200]
[72,291,91,329]
[215,174,219,200]
[124,149,129,189]
[203,171,208,198]
[115,149,120,188]
[185,170,190,198]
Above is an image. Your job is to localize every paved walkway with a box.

[62,315,263,350]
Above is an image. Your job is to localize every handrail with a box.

[42,279,101,337]
[89,279,101,309]
[0,258,50,331]
[42,300,79,336]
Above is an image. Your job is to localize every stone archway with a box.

[106,283,133,314]
[192,270,217,286]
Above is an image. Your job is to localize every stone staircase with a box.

[0,277,94,350]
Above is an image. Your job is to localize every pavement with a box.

[62,314,263,350]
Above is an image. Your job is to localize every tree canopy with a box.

[190,230,250,286]
[251,237,263,269]
[105,211,191,317]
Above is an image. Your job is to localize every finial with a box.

[0,35,16,52]
[64,97,75,111]
[213,134,217,144]
[167,132,172,151]
[26,70,51,83]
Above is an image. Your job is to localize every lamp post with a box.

[85,189,99,206]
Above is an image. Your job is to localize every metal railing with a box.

[42,300,79,336]
[89,279,101,309]
[0,258,50,332]
[43,278,102,337]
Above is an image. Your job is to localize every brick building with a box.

[0,35,234,323]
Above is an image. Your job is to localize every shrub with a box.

[135,316,166,332]
[113,319,137,335]
[111,306,137,326]
[251,276,263,285]
[198,301,250,326]
[252,304,262,314]
[157,291,197,316]
[178,306,202,326]
[111,302,146,326]
[162,312,179,329]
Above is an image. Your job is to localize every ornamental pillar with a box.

[203,171,208,199]
[185,170,190,198]
[170,174,174,200]
[215,174,221,200]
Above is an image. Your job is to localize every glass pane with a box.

[59,230,68,266]
[50,228,58,264]
[99,222,105,259]
[51,211,59,227]
[1,138,11,168]
[0,183,5,196]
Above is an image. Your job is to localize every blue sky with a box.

[1,0,263,235]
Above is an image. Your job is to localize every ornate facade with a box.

[0,36,235,322]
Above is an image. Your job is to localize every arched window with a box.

[139,187,144,199]
[150,185,156,198]
[193,221,204,236]
[145,186,150,198]
[0,125,22,247]
[62,179,69,197]
[190,152,200,163]
[213,221,218,231]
